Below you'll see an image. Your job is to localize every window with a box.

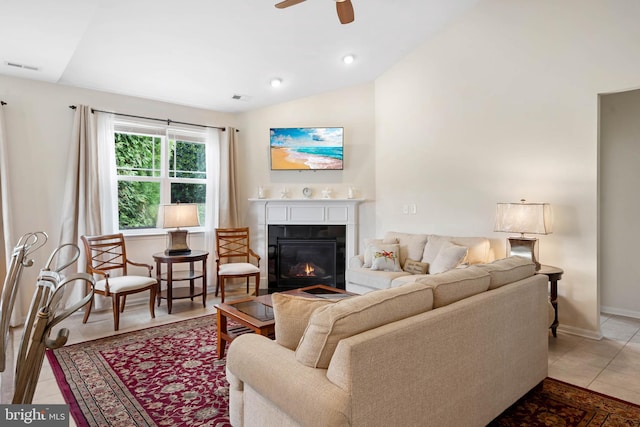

[113,120,208,233]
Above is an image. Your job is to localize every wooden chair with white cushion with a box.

[214,227,260,303]
[81,233,157,331]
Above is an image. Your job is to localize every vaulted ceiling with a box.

[0,0,479,112]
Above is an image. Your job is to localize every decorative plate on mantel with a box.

[302,187,312,198]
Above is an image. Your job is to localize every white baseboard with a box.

[557,324,603,340]
[601,305,640,320]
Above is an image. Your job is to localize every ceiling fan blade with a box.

[336,0,354,24]
[275,0,306,9]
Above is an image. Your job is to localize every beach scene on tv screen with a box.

[270,127,343,170]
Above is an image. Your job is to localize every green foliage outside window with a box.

[170,141,206,179]
[171,183,206,225]
[115,133,161,177]
[118,181,160,229]
[115,132,207,230]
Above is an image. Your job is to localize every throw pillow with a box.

[429,241,468,274]
[404,258,429,274]
[363,237,398,267]
[363,238,384,268]
[421,235,449,265]
[369,244,402,272]
[383,232,428,267]
[271,293,334,351]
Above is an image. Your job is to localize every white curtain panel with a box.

[0,104,21,326]
[205,127,221,287]
[96,112,117,234]
[0,104,11,288]
[58,105,108,310]
[218,127,239,228]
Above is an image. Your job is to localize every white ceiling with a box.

[0,0,479,113]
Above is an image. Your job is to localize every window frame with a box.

[112,119,208,237]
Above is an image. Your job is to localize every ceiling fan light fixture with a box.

[270,78,282,88]
[343,54,355,65]
[275,0,354,25]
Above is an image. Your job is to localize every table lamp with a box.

[157,203,200,255]
[494,199,553,270]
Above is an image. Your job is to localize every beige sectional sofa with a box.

[226,256,549,427]
[347,231,494,294]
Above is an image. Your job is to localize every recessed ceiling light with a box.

[270,78,282,88]
[343,54,355,65]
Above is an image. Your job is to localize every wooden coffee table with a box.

[215,285,353,358]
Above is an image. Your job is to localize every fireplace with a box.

[268,225,346,292]
[250,197,362,294]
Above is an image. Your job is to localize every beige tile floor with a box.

[549,313,640,405]
[2,289,640,426]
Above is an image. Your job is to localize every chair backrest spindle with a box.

[81,234,129,276]
[216,228,252,263]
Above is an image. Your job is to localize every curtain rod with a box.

[68,105,236,132]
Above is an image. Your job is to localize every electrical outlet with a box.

[410,204,417,214]
[402,205,409,214]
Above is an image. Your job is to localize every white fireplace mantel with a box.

[249,198,364,287]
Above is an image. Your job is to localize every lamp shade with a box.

[494,201,553,236]
[157,204,200,229]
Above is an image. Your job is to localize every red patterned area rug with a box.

[47,316,230,427]
[490,377,640,426]
[48,316,640,427]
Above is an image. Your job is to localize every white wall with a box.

[0,76,376,317]
[0,75,236,318]
[375,0,640,337]
[237,83,377,270]
[4,0,640,336]
[600,89,640,318]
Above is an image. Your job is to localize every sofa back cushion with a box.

[296,281,434,368]
[272,293,336,350]
[475,256,536,289]
[422,235,491,266]
[416,266,490,308]
[383,232,428,268]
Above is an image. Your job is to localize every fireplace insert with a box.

[268,225,346,293]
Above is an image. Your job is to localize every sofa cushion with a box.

[416,266,490,308]
[429,241,468,274]
[370,243,402,272]
[422,235,491,265]
[449,236,491,264]
[403,258,429,275]
[272,293,335,350]
[383,232,428,268]
[347,267,411,291]
[296,281,434,368]
[475,256,536,289]
[391,274,430,287]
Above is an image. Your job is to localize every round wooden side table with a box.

[153,250,208,314]
[537,265,563,337]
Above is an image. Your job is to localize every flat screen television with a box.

[270,127,344,170]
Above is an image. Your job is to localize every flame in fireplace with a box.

[304,263,315,276]
[287,262,324,277]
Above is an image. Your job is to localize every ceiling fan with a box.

[275,0,355,25]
